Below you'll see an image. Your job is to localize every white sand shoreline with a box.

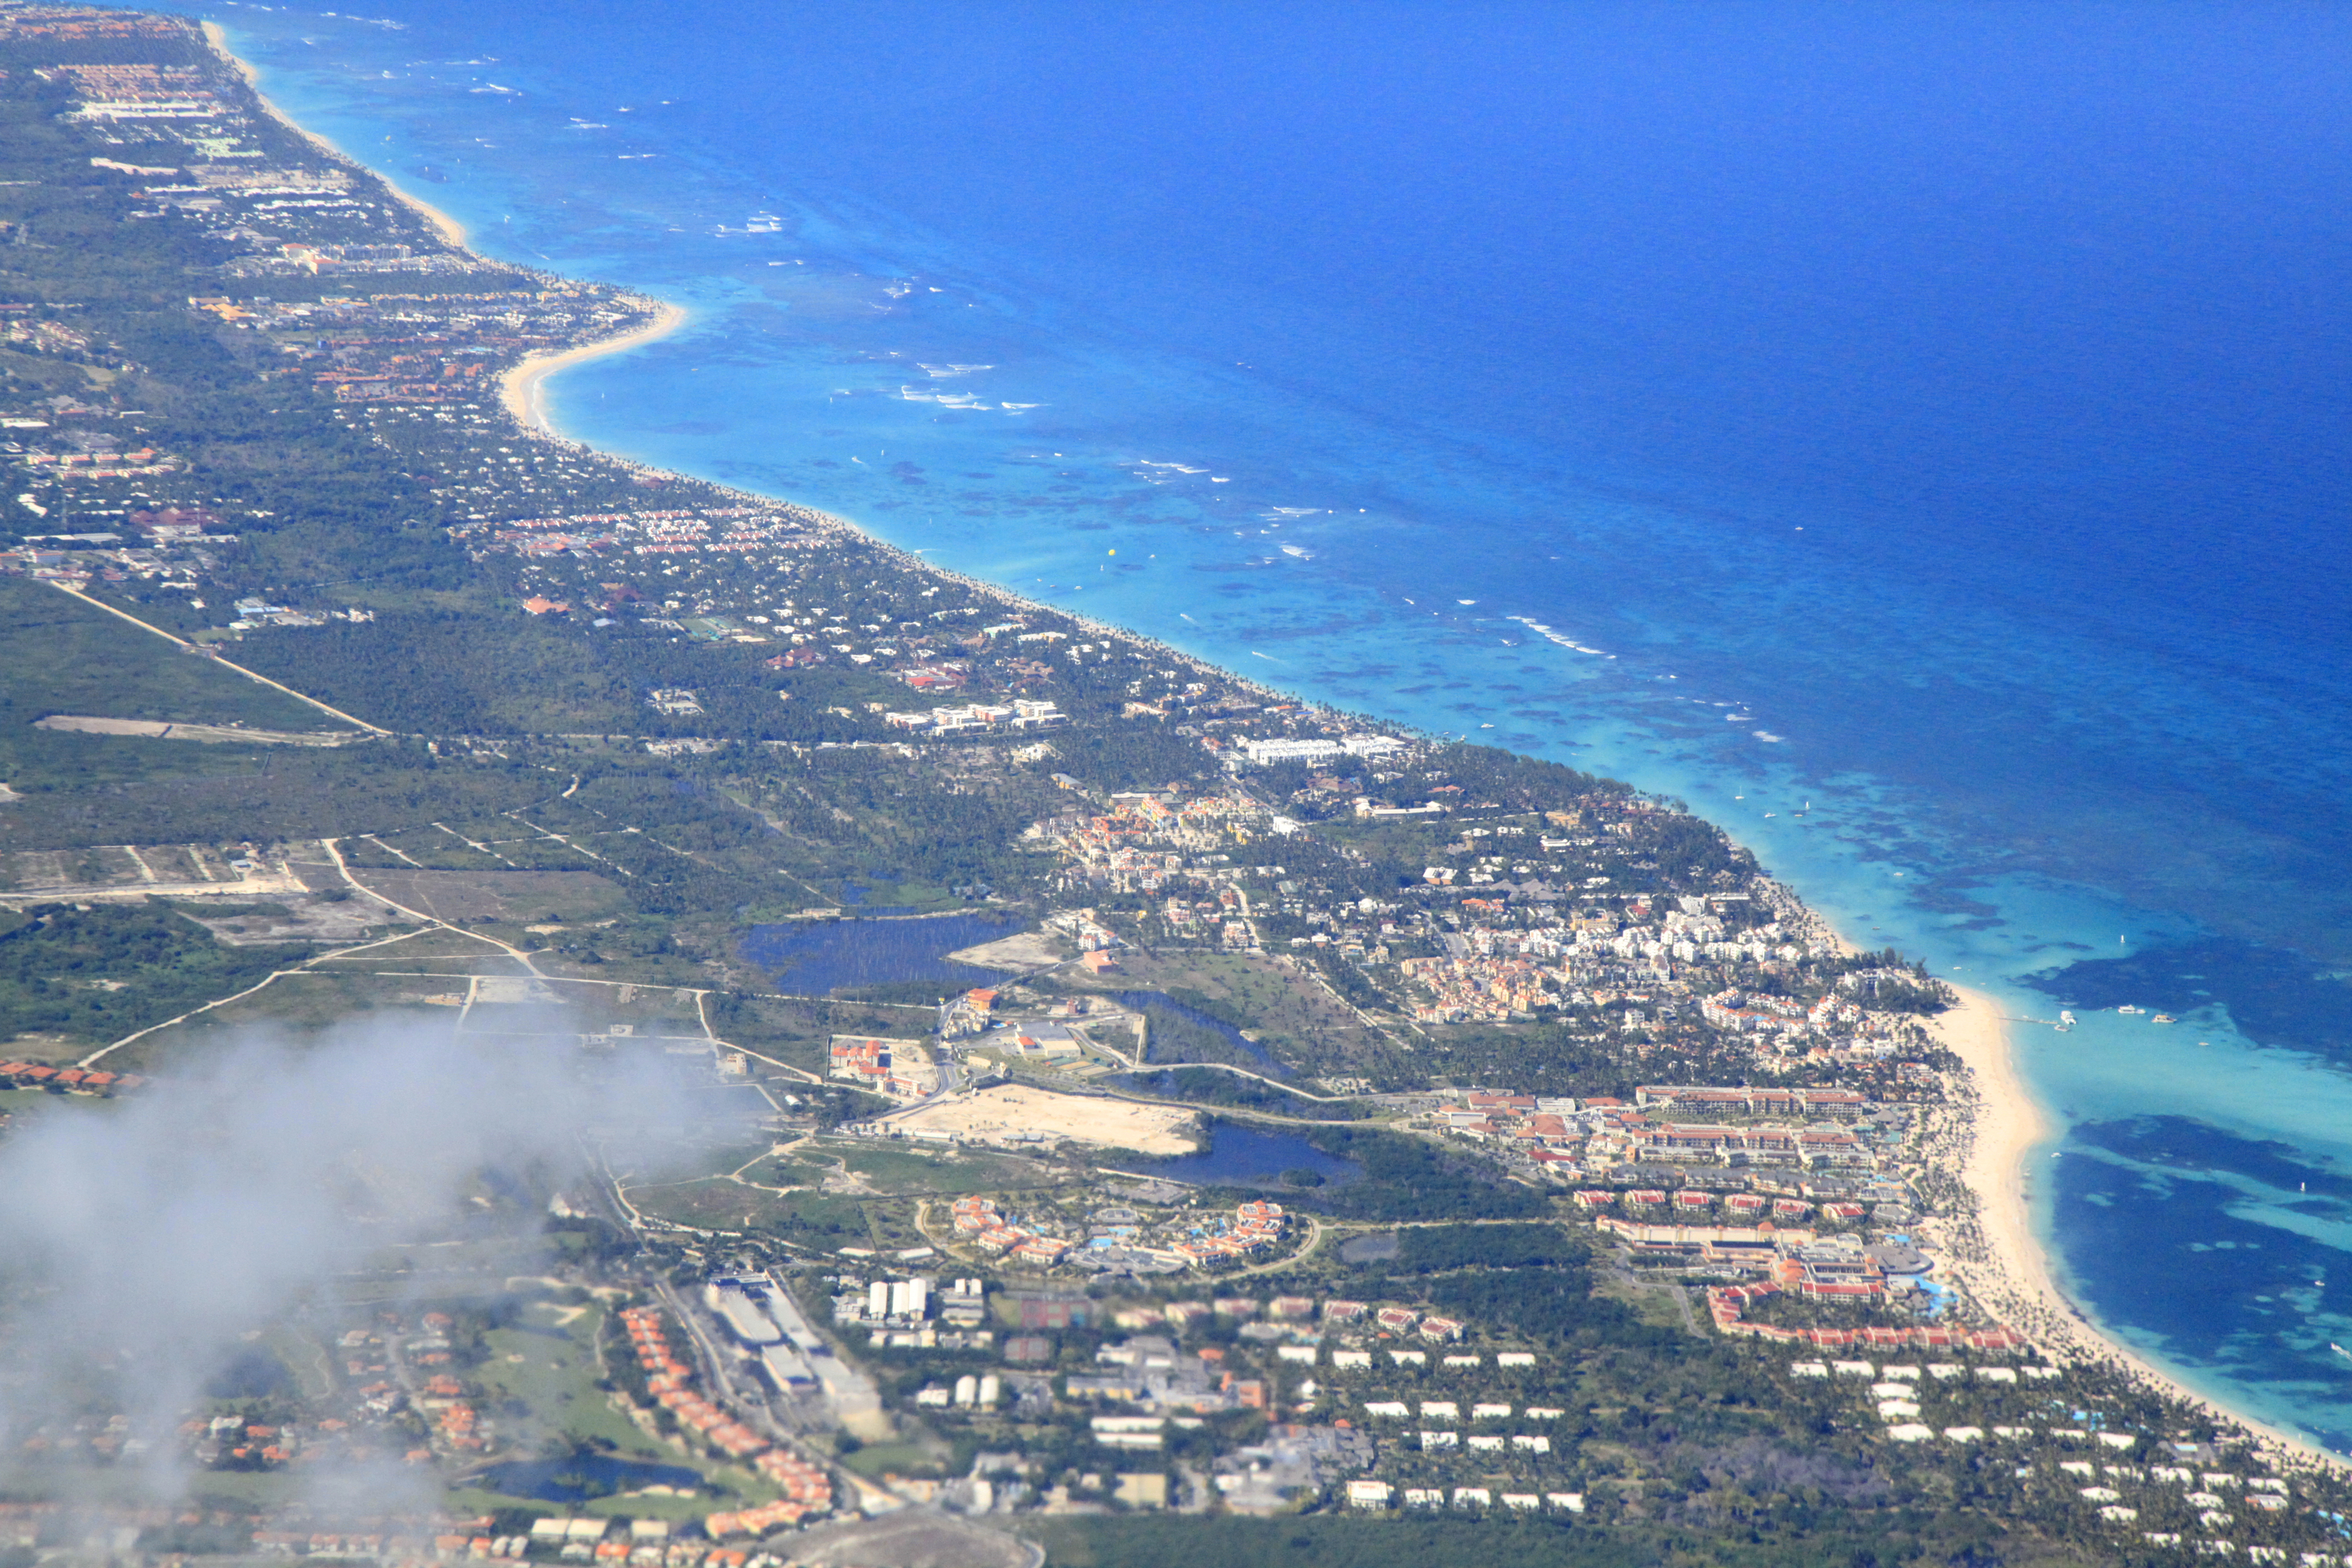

[201,23,691,474]
[1931,983,2348,1475]
[501,302,692,434]
[203,21,469,249]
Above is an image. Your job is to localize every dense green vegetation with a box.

[1391,1222,1579,1273]
[0,901,307,1047]
[1292,1124,1554,1222]
[0,580,344,785]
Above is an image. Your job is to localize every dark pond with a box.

[1116,1121,1361,1189]
[738,913,1017,995]
[1338,1232,1400,1263]
[477,1453,703,1504]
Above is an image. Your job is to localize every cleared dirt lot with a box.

[943,930,1066,970]
[32,714,361,745]
[890,1084,1198,1155]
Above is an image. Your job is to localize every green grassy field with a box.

[0,901,312,1052]
[469,1303,653,1456]
[0,579,338,731]
[836,1145,1072,1197]
[627,1177,872,1241]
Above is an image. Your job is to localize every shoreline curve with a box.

[501,302,692,434]
[1933,983,2346,1474]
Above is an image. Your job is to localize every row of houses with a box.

[881,699,1064,734]
[0,1062,142,1095]
[1181,1296,1470,1343]
[1704,1286,2030,1351]
[1348,1482,1584,1512]
[616,1308,831,1529]
[1574,1190,1855,1221]
[1633,1084,1873,1118]
[1623,1120,1873,1165]
[1432,1091,1889,1191]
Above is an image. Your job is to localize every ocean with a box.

[183,0,2352,1448]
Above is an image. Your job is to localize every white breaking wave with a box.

[1507,615,1614,659]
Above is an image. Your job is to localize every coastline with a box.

[1931,984,2348,1474]
[201,20,470,250]
[500,303,692,435]
[194,19,2349,1481]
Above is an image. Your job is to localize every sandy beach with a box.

[203,21,470,249]
[1931,983,2349,1473]
[1931,984,2055,1333]
[501,302,691,434]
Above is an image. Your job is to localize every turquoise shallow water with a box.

[184,0,2352,1449]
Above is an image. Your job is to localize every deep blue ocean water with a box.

[177,0,2352,1448]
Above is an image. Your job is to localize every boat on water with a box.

[2057,1010,2077,1032]
[2153,1014,2177,1024]
[2118,1005,2144,1015]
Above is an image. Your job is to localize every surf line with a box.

[1508,615,1616,659]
